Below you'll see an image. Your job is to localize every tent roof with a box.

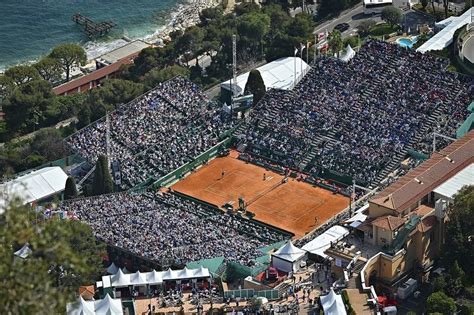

[110,269,131,287]
[273,241,306,262]
[302,225,349,258]
[66,296,97,315]
[146,270,163,284]
[94,294,123,315]
[320,289,347,315]
[106,262,119,275]
[221,57,310,96]
[130,271,148,285]
[417,8,473,53]
[340,45,356,62]
[0,166,68,211]
[433,163,474,199]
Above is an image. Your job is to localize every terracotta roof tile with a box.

[371,130,474,213]
[371,215,406,231]
[417,215,437,233]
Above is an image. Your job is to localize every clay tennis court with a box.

[172,153,349,238]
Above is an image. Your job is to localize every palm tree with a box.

[328,30,343,58]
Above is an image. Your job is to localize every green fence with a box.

[150,137,232,189]
[223,288,280,300]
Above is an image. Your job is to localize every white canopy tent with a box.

[417,8,473,53]
[271,241,307,273]
[220,57,310,96]
[340,45,356,63]
[106,262,119,275]
[66,295,123,315]
[302,226,349,259]
[320,289,347,315]
[0,166,68,211]
[434,163,474,200]
[102,266,211,288]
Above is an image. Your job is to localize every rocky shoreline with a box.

[149,0,221,45]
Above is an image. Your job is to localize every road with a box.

[312,5,382,38]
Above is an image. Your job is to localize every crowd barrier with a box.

[223,288,280,300]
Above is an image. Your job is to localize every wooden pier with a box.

[72,13,116,38]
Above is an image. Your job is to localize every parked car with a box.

[333,23,350,32]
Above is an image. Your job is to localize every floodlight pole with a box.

[232,34,237,111]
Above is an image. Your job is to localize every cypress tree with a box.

[64,176,78,200]
[244,70,266,105]
[99,155,114,194]
[92,158,104,195]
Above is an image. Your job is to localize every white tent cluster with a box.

[66,295,123,315]
[0,166,68,212]
[302,226,349,259]
[271,241,307,273]
[320,289,347,315]
[220,57,310,96]
[99,265,211,289]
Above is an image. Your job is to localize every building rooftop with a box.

[96,40,150,65]
[371,215,406,231]
[370,130,474,213]
[417,215,437,233]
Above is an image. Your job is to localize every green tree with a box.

[84,79,144,122]
[29,128,66,161]
[442,186,474,283]
[329,30,343,57]
[49,44,87,82]
[100,155,114,194]
[244,70,266,105]
[446,260,466,296]
[234,2,260,16]
[358,19,376,36]
[34,57,63,83]
[92,155,114,195]
[427,292,456,314]
[0,75,14,101]
[175,26,205,65]
[0,199,104,313]
[3,80,54,134]
[64,176,78,200]
[143,66,190,90]
[92,157,104,195]
[199,6,224,25]
[237,12,271,59]
[381,6,402,27]
[4,65,41,86]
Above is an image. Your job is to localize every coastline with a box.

[0,0,220,72]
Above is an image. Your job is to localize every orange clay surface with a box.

[172,154,349,238]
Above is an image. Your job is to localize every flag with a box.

[294,47,298,56]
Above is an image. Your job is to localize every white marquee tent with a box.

[340,45,356,63]
[101,265,211,289]
[320,289,347,315]
[220,57,310,97]
[0,166,68,211]
[302,225,349,259]
[271,241,307,273]
[66,295,123,315]
[417,8,473,53]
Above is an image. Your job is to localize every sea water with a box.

[0,0,183,72]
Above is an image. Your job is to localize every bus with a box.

[363,0,393,15]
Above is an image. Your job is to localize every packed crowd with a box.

[240,40,472,185]
[58,192,288,266]
[66,77,236,189]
